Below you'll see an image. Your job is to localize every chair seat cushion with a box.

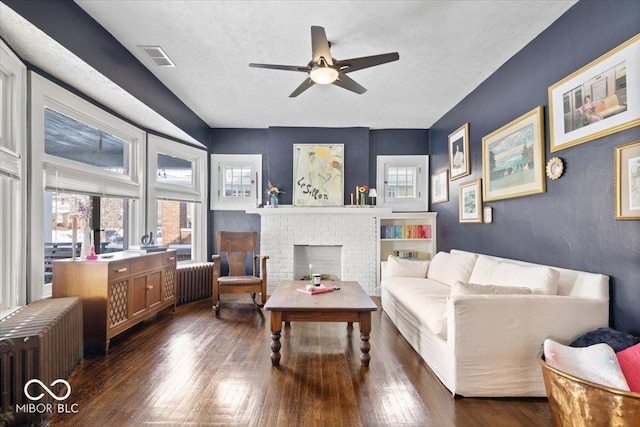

[218,276,262,286]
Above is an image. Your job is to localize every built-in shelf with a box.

[379,212,438,262]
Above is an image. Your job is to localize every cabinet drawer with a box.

[164,251,177,265]
[109,260,131,280]
[130,254,163,274]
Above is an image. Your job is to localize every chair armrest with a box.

[253,254,269,279]
[211,254,221,276]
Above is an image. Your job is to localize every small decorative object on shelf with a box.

[312,273,322,286]
[266,181,285,208]
[86,245,98,260]
[357,185,369,206]
[394,249,418,259]
[368,188,377,206]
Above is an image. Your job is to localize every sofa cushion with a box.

[383,255,430,279]
[616,343,640,392]
[468,256,500,284]
[543,339,630,391]
[488,262,559,295]
[427,251,476,288]
[469,255,560,294]
[382,277,450,338]
[451,281,533,296]
[570,327,640,352]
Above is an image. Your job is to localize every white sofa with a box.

[380,249,610,397]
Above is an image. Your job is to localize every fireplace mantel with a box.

[246,206,392,216]
[249,205,388,296]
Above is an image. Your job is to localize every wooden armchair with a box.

[211,231,269,310]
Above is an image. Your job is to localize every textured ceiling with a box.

[2,1,576,134]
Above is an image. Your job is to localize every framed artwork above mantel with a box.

[293,144,344,207]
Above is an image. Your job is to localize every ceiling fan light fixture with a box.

[309,65,338,84]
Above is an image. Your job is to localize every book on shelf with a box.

[393,250,419,260]
[380,224,431,239]
[296,284,335,295]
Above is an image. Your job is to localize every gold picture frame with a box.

[448,123,470,180]
[482,106,546,202]
[549,33,640,152]
[459,179,482,223]
[615,140,640,220]
[431,169,449,204]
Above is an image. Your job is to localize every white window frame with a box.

[148,134,207,263]
[0,39,27,317]
[210,154,262,211]
[376,155,429,211]
[30,72,146,299]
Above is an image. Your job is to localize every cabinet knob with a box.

[147,285,153,290]
[116,267,128,273]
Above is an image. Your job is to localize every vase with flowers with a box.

[266,181,285,208]
[357,185,369,207]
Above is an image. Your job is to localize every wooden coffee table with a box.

[264,280,378,367]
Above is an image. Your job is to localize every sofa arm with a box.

[446,294,609,396]
[446,294,609,355]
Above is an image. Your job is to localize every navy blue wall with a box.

[429,1,640,333]
[209,127,428,253]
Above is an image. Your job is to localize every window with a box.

[0,40,26,317]
[44,108,127,174]
[45,192,126,283]
[210,154,262,210]
[376,155,428,211]
[157,153,193,187]
[148,135,207,263]
[30,72,145,299]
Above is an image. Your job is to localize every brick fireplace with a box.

[246,207,392,295]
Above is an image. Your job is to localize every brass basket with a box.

[537,353,640,427]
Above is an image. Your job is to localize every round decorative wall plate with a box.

[546,157,564,180]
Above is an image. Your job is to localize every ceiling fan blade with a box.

[332,73,367,95]
[311,26,334,66]
[249,63,308,72]
[289,77,315,97]
[335,52,399,73]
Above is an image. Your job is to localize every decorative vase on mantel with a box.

[270,193,279,208]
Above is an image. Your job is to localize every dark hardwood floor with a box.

[50,296,552,426]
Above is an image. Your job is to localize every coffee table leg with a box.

[359,312,372,367]
[270,311,282,366]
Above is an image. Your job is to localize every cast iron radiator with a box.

[176,262,214,305]
[0,297,83,426]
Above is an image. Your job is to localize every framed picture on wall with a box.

[549,33,640,152]
[482,106,546,202]
[293,144,344,206]
[459,179,482,223]
[448,123,470,180]
[431,169,449,204]
[615,140,640,220]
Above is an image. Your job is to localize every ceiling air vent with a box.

[139,45,175,67]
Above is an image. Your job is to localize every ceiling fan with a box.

[249,26,399,97]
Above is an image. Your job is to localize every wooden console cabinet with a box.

[53,250,177,353]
